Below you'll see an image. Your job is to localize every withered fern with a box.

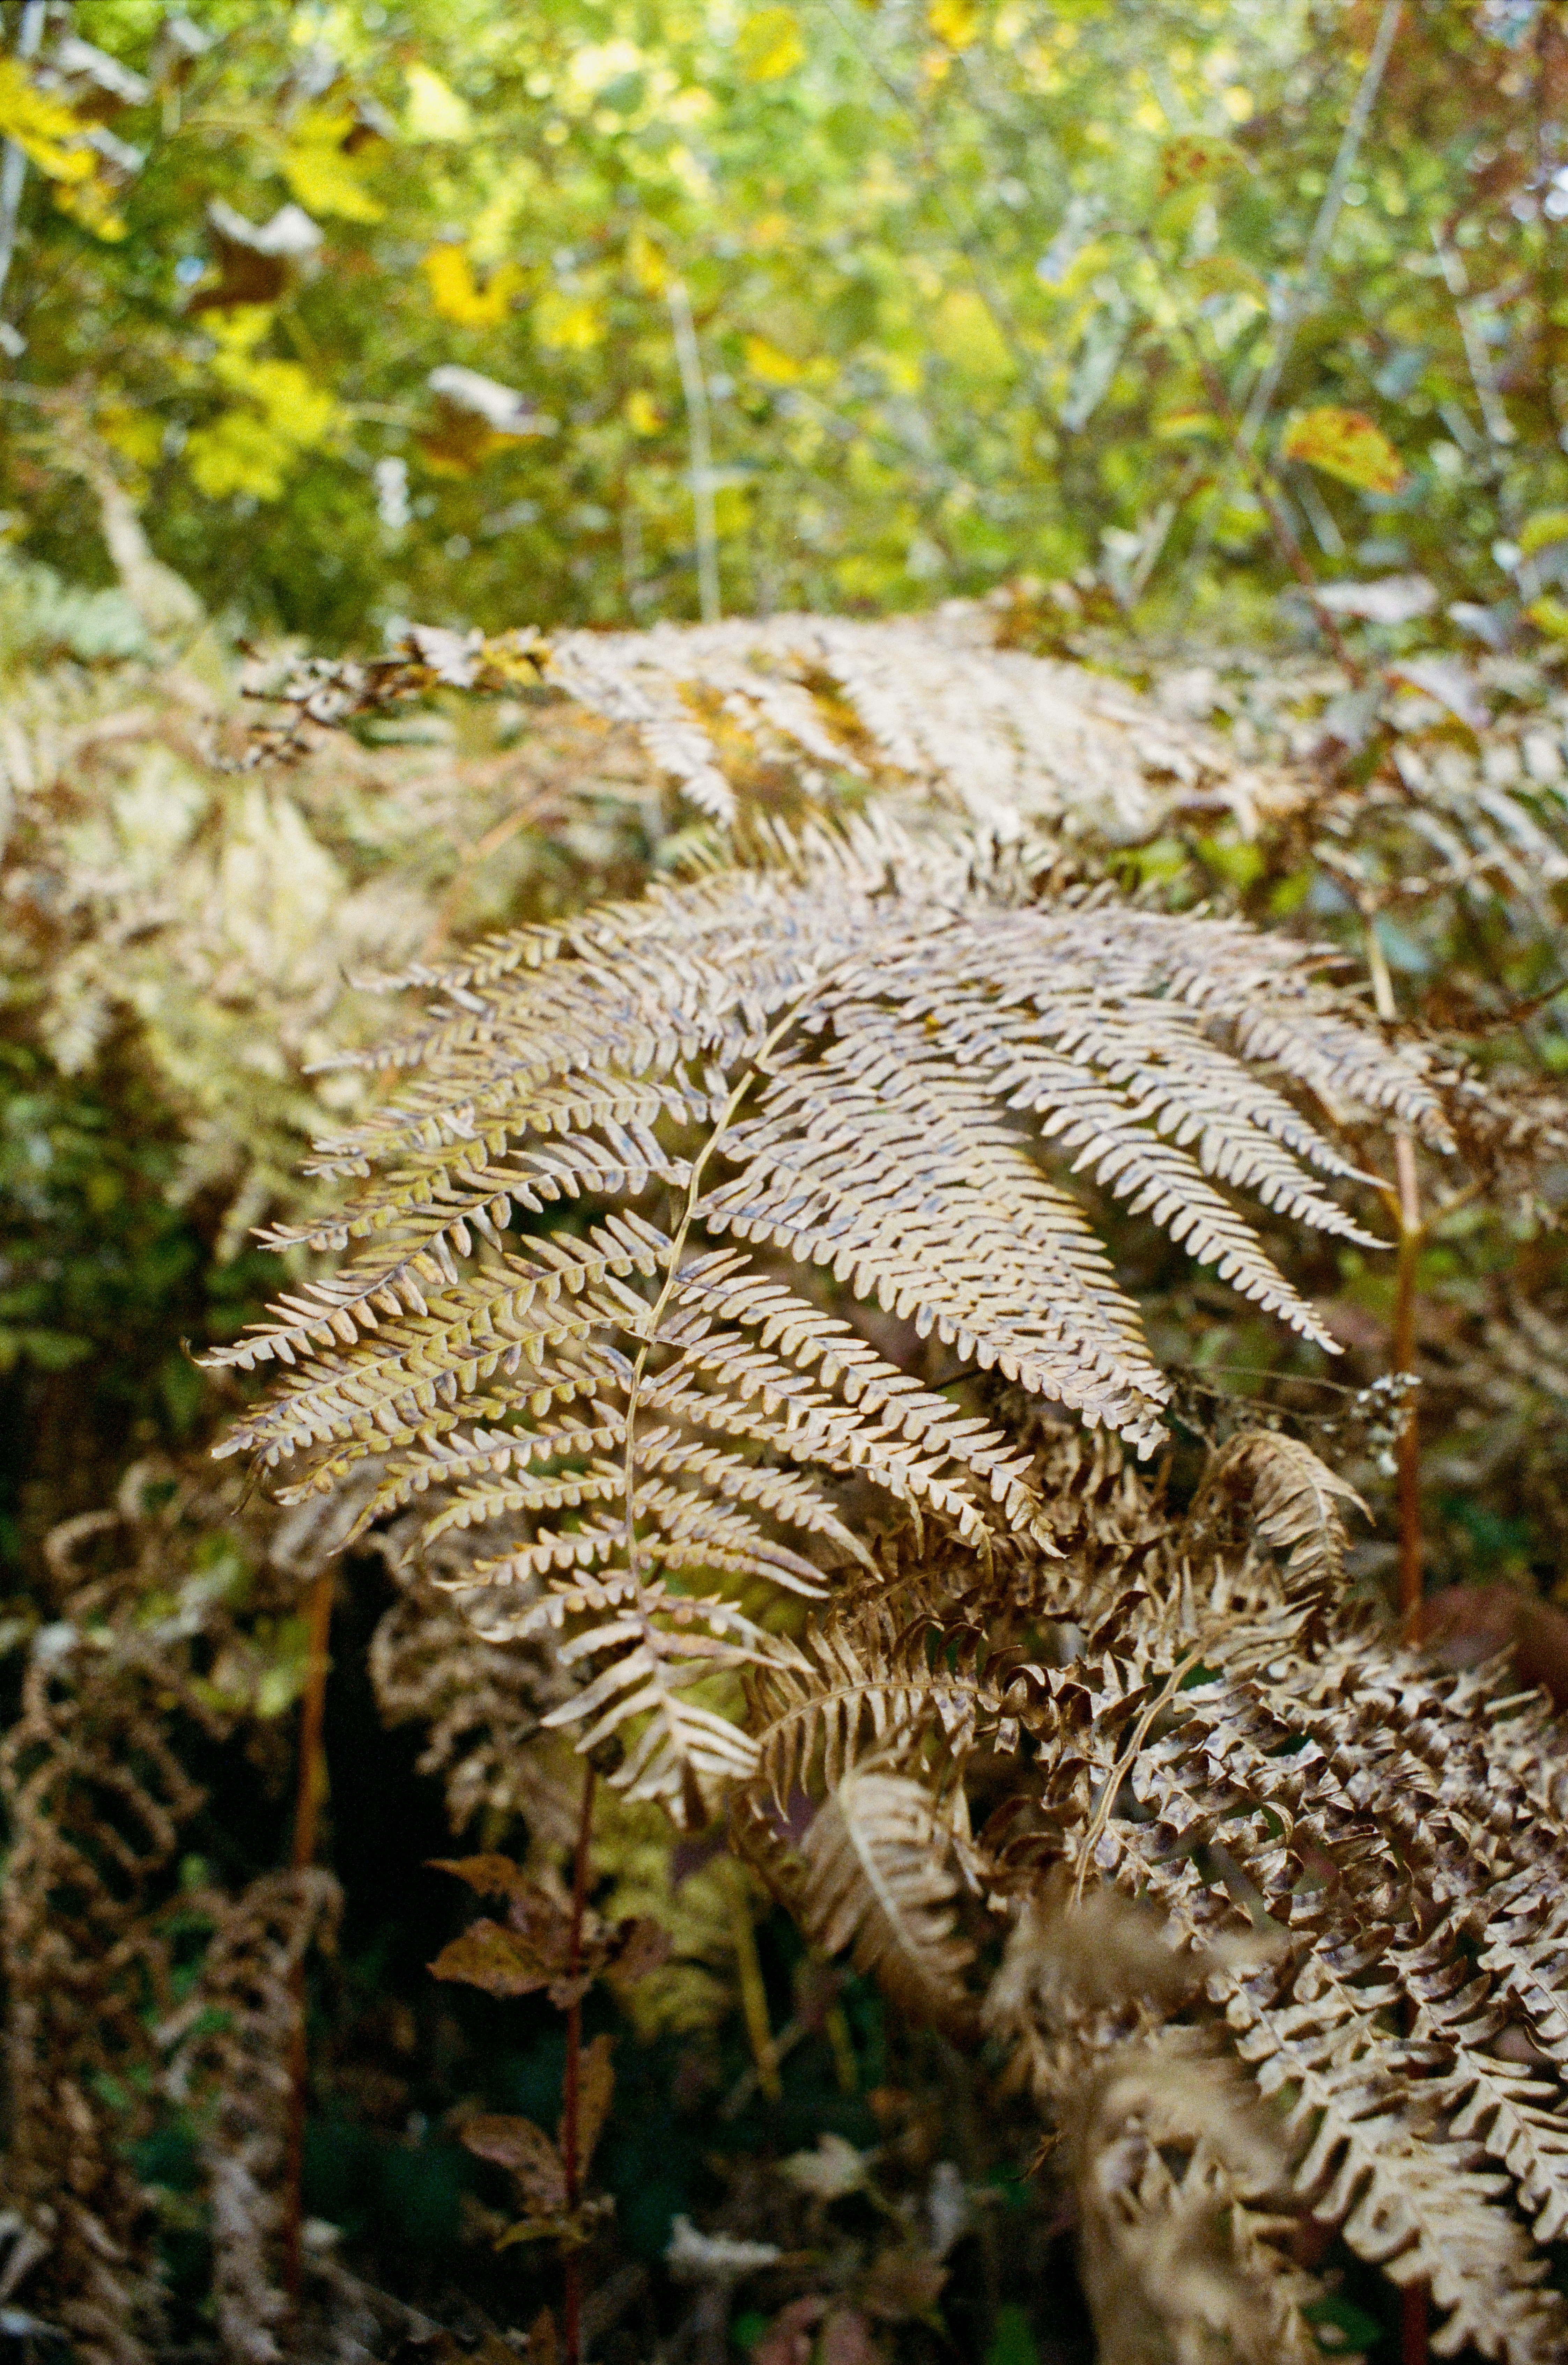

[214,813,1568,2357]
[212,815,1441,1819]
[163,1870,341,2365]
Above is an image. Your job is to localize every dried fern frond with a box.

[370,1575,581,1850]
[0,1484,238,2365]
[543,607,1298,840]
[163,1870,341,2365]
[0,624,651,1253]
[792,1762,977,2036]
[216,818,1441,1814]
[968,1429,1568,2364]
[0,1452,365,2364]
[0,1600,189,2365]
[1181,1429,1365,1625]
[1066,2035,1325,2365]
[247,603,1302,843]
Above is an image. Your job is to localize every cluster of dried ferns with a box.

[211,816,1441,1813]
[15,567,1568,2359]
[201,800,1568,2355]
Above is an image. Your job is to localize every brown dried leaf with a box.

[602,1914,673,1989]
[429,1851,538,1902]
[859,2248,948,2323]
[428,1919,554,1998]
[562,2032,615,2182]
[460,2114,567,2218]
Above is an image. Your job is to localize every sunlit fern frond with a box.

[214,815,1443,1814]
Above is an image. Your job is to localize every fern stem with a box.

[1402,2269,1430,2365]
[726,1864,783,2102]
[1367,924,1425,1635]
[281,1566,335,2311]
[562,1759,597,2365]
[1072,1649,1200,1906]
[620,1001,806,1571]
[825,2001,858,2096]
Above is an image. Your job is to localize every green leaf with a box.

[1302,2293,1383,2353]
[985,2305,1041,2365]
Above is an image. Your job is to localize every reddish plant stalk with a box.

[1370,933,1429,2365]
[561,1760,597,2365]
[1392,1129,1423,1635]
[282,1566,335,2312]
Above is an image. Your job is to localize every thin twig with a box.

[0,0,46,351]
[1073,1649,1201,1905]
[1430,228,1518,450]
[1150,264,1366,682]
[1183,0,1403,590]
[726,1864,782,2102]
[666,279,721,625]
[1238,0,1405,445]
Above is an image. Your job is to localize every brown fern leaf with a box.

[794,1763,977,2035]
[749,1597,995,1809]
[214,817,1441,1812]
[0,1501,230,2365]
[368,1557,580,1849]
[976,1427,1568,2365]
[163,1870,341,2365]
[1182,1429,1365,1623]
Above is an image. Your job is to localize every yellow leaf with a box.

[534,289,605,352]
[1155,410,1223,441]
[422,245,524,327]
[188,345,341,502]
[98,404,164,471]
[52,173,126,240]
[927,0,981,48]
[625,389,665,434]
[283,117,385,223]
[405,61,472,141]
[0,57,94,182]
[626,224,670,295]
[1527,594,1568,641]
[186,411,295,503]
[744,334,804,386]
[737,7,807,80]
[234,358,339,448]
[1279,406,1406,496]
[932,288,1011,379]
[1519,509,1568,559]
[207,305,275,354]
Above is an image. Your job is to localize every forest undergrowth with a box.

[8,501,1568,2365]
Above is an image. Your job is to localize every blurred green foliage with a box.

[1,0,1565,642]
